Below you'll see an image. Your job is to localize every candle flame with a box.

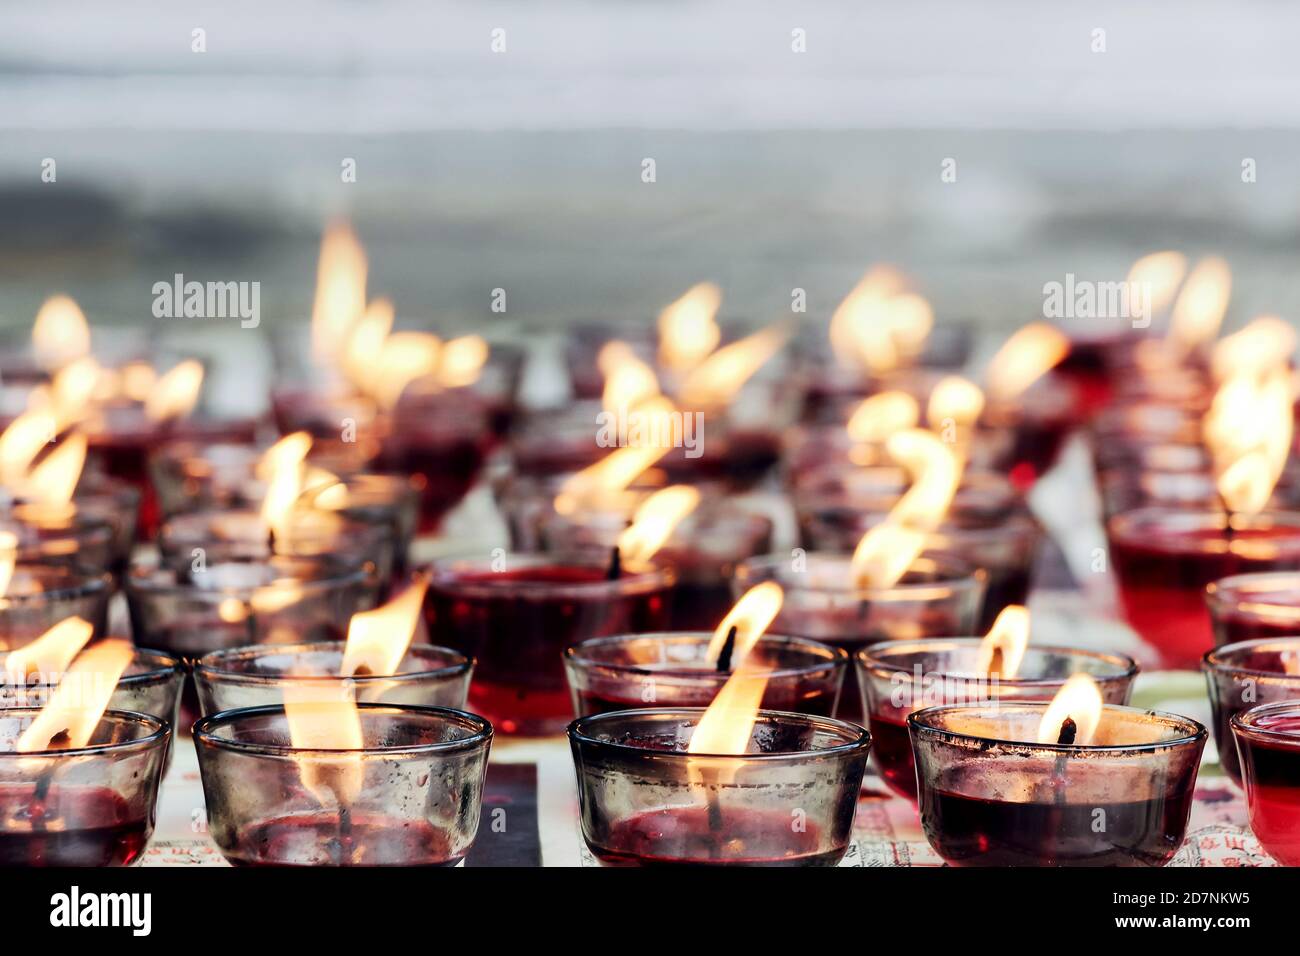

[600,343,661,415]
[658,283,722,373]
[144,359,204,422]
[312,222,368,364]
[1211,316,1297,382]
[705,581,784,669]
[259,432,313,541]
[846,391,919,444]
[437,335,490,388]
[829,265,915,373]
[926,376,985,431]
[1035,673,1103,746]
[341,298,394,398]
[0,410,59,489]
[677,324,788,408]
[1126,251,1188,318]
[3,616,94,680]
[338,576,429,679]
[686,668,770,759]
[974,605,1029,679]
[1168,256,1231,353]
[615,485,700,569]
[371,331,443,409]
[48,357,105,427]
[32,295,91,371]
[283,683,365,807]
[15,639,134,752]
[19,433,86,512]
[984,324,1069,402]
[1205,369,1293,515]
[553,397,677,514]
[0,531,17,597]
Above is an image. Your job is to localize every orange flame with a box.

[1168,256,1231,353]
[283,683,364,807]
[973,605,1029,679]
[341,298,394,398]
[705,581,784,669]
[19,433,86,513]
[48,357,105,427]
[259,432,313,541]
[677,324,788,408]
[1035,673,1103,746]
[1212,316,1297,382]
[1126,251,1188,318]
[600,343,661,415]
[686,668,770,759]
[0,531,17,597]
[615,486,700,569]
[32,296,91,371]
[984,324,1069,402]
[312,222,368,364]
[144,360,204,422]
[850,523,928,590]
[437,335,490,389]
[829,265,914,373]
[3,616,94,680]
[0,410,59,489]
[846,391,919,444]
[926,376,985,431]
[338,577,429,678]
[1205,369,1293,515]
[658,283,722,373]
[16,639,134,752]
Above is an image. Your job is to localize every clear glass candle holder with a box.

[569,707,871,866]
[194,640,472,715]
[193,703,491,867]
[734,552,986,723]
[910,702,1206,867]
[1202,638,1300,786]
[0,564,112,649]
[565,632,847,718]
[0,513,116,577]
[857,640,1138,800]
[1206,571,1300,645]
[10,474,141,576]
[1,648,184,731]
[1108,508,1300,668]
[425,552,675,735]
[0,709,171,866]
[1232,701,1300,866]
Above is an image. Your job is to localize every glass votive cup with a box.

[1202,638,1300,786]
[857,640,1139,800]
[1108,508,1300,668]
[541,503,774,630]
[1206,571,1300,645]
[193,703,491,867]
[425,553,674,735]
[568,707,871,866]
[1232,700,1300,866]
[10,474,142,576]
[975,373,1078,490]
[910,702,1206,867]
[0,709,171,866]
[0,647,184,729]
[0,513,116,577]
[564,632,847,718]
[194,640,472,715]
[506,405,609,481]
[0,564,112,649]
[734,552,986,723]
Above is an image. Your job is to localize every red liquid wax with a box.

[373,430,489,533]
[590,806,839,867]
[426,566,671,735]
[1237,713,1300,866]
[0,785,151,866]
[865,713,918,800]
[920,785,1194,867]
[226,813,460,867]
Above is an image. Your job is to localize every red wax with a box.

[590,806,835,867]
[227,812,460,867]
[864,712,917,800]
[1110,519,1300,668]
[1237,712,1300,865]
[373,427,490,533]
[426,565,670,735]
[920,786,1194,867]
[0,785,150,866]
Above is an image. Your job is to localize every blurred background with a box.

[2,0,1300,412]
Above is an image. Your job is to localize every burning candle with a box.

[1232,701,1300,865]
[194,577,471,714]
[568,681,871,865]
[910,675,1206,866]
[1201,638,1300,785]
[0,551,111,649]
[194,700,492,866]
[857,607,1138,800]
[425,552,674,735]
[0,640,171,865]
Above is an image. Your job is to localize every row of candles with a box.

[0,233,1298,867]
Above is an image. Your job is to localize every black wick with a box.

[715,625,738,673]
[605,546,621,581]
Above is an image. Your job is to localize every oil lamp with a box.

[1202,637,1300,785]
[569,641,870,866]
[857,607,1138,800]
[194,576,471,714]
[425,551,674,735]
[1232,700,1300,866]
[0,640,171,865]
[910,675,1206,866]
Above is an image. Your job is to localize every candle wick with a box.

[605,546,621,581]
[1055,716,1078,746]
[986,647,1003,678]
[715,625,738,673]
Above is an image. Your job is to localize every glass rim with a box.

[1202,637,1300,682]
[427,551,676,597]
[0,567,112,606]
[856,638,1139,686]
[1108,506,1300,552]
[564,631,849,681]
[0,708,170,758]
[192,702,493,757]
[735,551,985,599]
[1231,699,1300,747]
[1205,571,1300,617]
[125,557,375,600]
[194,640,473,687]
[908,701,1206,754]
[7,647,183,692]
[567,706,871,762]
